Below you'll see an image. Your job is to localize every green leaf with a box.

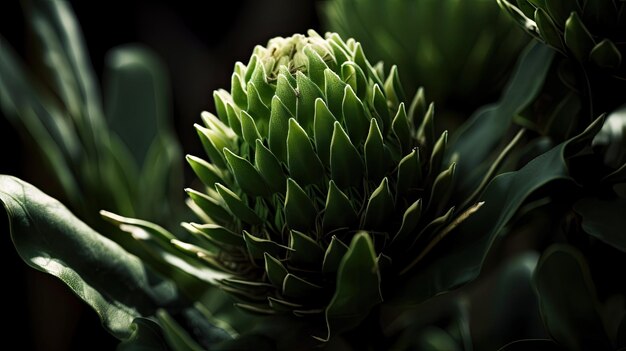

[322,236,349,274]
[371,84,390,132]
[157,310,204,351]
[185,188,231,224]
[341,85,369,145]
[186,155,226,188]
[287,118,325,186]
[363,178,395,230]
[117,318,169,351]
[254,140,287,194]
[573,197,626,252]
[190,223,244,247]
[288,230,324,267]
[314,98,338,167]
[535,245,611,351]
[323,180,358,230]
[240,110,262,147]
[284,179,317,231]
[231,73,248,109]
[104,45,171,166]
[364,119,388,183]
[449,42,554,196]
[397,149,421,195]
[243,231,290,260]
[268,96,292,163]
[304,46,329,88]
[295,71,324,130]
[324,68,347,119]
[318,232,383,341]
[564,12,595,62]
[534,8,565,52]
[0,37,82,207]
[282,274,323,299]
[394,117,604,305]
[545,0,581,27]
[246,83,270,130]
[330,121,365,189]
[0,176,182,339]
[275,74,297,115]
[224,148,271,198]
[215,183,263,225]
[383,65,405,107]
[264,253,288,288]
[589,39,622,69]
[392,103,411,153]
[392,199,423,244]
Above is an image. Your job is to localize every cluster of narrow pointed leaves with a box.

[498,0,625,74]
[179,30,467,337]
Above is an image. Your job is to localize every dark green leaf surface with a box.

[535,245,611,351]
[0,176,182,339]
[574,196,626,252]
[449,42,554,196]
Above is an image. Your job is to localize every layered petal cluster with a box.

[183,31,461,328]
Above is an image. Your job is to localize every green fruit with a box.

[183,30,473,339]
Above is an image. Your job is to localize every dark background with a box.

[0,1,320,349]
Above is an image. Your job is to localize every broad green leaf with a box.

[318,232,382,341]
[535,245,611,351]
[0,176,182,339]
[449,42,554,197]
[573,196,626,252]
